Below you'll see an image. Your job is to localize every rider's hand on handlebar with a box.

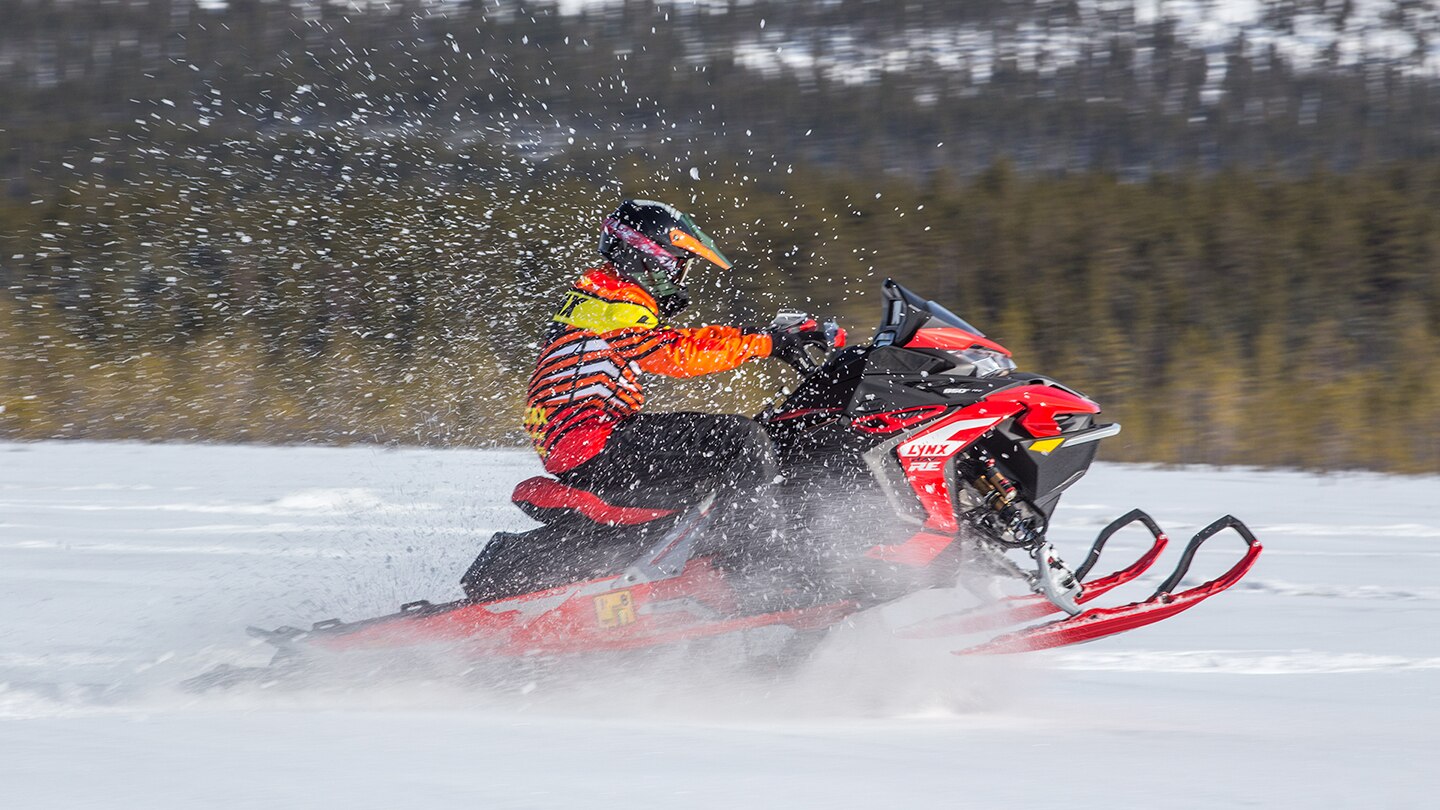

[766,316,827,355]
[766,311,844,373]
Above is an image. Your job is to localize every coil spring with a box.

[966,450,1046,549]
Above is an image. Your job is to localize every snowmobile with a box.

[186,279,1261,691]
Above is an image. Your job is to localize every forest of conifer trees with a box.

[2,0,1438,472]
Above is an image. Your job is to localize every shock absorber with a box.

[966,450,1045,548]
[965,450,1083,614]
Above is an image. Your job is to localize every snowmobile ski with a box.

[953,515,1262,654]
[897,509,1171,638]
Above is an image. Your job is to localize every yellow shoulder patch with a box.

[553,291,658,333]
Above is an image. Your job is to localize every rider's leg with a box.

[562,413,801,609]
[560,412,778,505]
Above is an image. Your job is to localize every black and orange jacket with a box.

[525,265,773,474]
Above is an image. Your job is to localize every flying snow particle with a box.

[689,167,701,180]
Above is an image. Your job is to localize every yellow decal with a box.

[553,291,657,332]
[594,590,636,629]
[1029,438,1065,455]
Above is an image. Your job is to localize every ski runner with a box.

[523,199,828,522]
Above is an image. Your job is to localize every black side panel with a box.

[978,431,1101,517]
[775,346,870,413]
[905,375,1014,402]
[461,518,679,601]
[859,345,956,376]
[850,377,952,415]
[766,347,870,462]
[848,347,954,415]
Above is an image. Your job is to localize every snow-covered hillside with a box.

[1,441,1436,808]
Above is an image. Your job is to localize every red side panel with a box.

[770,407,845,423]
[511,476,676,526]
[880,385,1096,531]
[985,385,1100,437]
[893,402,1024,531]
[851,404,948,434]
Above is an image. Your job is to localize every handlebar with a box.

[769,311,846,375]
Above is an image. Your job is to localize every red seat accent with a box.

[511,476,677,526]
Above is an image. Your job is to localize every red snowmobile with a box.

[187,280,1260,690]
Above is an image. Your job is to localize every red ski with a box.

[954,515,1262,654]
[897,509,1171,638]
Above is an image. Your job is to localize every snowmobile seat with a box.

[511,476,678,526]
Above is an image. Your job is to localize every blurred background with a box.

[1,0,1437,471]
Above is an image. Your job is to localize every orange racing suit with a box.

[524,265,773,475]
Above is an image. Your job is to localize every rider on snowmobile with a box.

[523,199,828,511]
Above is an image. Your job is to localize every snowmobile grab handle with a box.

[1154,515,1262,596]
[1074,508,1166,580]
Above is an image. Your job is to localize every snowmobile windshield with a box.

[923,299,985,336]
[873,279,987,347]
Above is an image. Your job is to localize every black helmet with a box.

[598,199,732,316]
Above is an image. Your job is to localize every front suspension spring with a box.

[966,451,1046,548]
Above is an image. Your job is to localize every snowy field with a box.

[1,441,1436,808]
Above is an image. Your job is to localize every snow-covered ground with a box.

[1,441,1436,808]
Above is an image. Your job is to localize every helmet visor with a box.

[668,223,732,270]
